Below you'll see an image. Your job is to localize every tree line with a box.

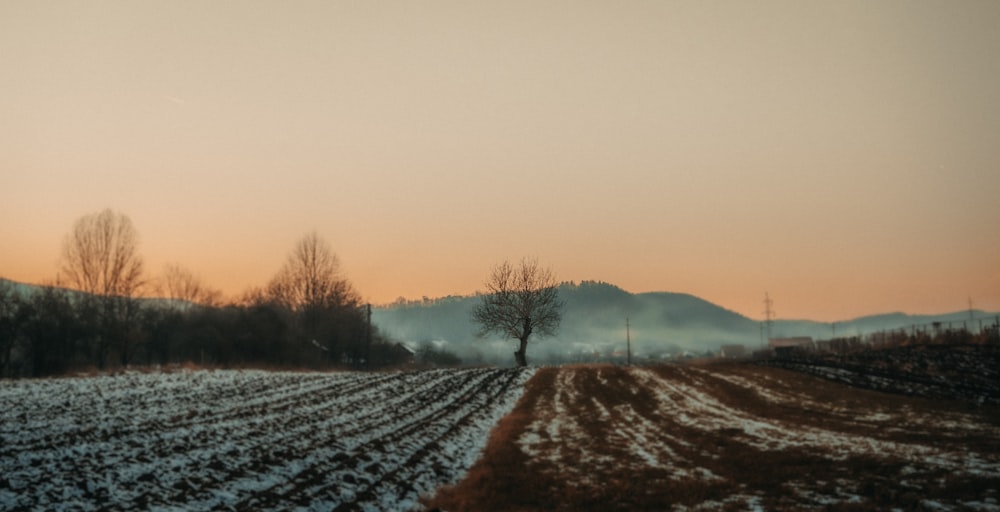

[0,209,411,378]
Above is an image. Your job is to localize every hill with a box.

[371,281,760,364]
[372,281,999,364]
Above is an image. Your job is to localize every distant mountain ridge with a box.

[372,281,999,363]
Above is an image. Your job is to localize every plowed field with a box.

[0,367,534,511]
[5,364,999,511]
[429,364,1000,511]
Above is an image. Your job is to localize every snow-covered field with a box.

[0,367,534,511]
[432,364,1000,511]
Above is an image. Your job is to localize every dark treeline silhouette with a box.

[0,210,413,378]
[759,325,1000,405]
[0,279,412,378]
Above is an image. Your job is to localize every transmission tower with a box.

[763,292,775,343]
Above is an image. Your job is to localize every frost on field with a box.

[0,367,534,511]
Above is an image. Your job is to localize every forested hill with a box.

[372,281,999,364]
[372,281,758,363]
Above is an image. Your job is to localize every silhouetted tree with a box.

[237,298,292,364]
[266,232,363,364]
[60,209,145,368]
[162,263,222,308]
[140,306,183,366]
[0,281,29,377]
[267,232,358,311]
[472,258,562,366]
[23,285,81,377]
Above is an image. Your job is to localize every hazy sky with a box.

[2,1,999,322]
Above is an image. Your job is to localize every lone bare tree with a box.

[61,209,145,367]
[472,258,562,367]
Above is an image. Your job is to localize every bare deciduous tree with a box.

[266,232,364,364]
[60,209,145,368]
[267,232,359,312]
[62,209,145,298]
[0,281,28,378]
[472,258,563,367]
[162,264,221,307]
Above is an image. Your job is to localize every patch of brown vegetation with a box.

[427,366,731,511]
[425,367,558,511]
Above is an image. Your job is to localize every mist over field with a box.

[372,281,999,364]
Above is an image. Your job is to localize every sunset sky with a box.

[2,1,999,322]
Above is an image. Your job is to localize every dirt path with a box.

[427,364,1000,511]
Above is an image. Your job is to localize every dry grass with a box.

[426,363,1000,511]
[425,367,558,512]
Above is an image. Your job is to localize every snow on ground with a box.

[512,364,1000,510]
[518,366,718,485]
[639,366,998,470]
[0,367,534,511]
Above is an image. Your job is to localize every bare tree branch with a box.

[60,209,146,368]
[472,257,562,366]
[163,264,221,307]
[267,232,359,312]
[61,209,144,298]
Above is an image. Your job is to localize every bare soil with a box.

[427,362,1000,511]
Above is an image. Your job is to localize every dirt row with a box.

[427,363,1000,511]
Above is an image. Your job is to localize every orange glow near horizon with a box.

[3,1,999,323]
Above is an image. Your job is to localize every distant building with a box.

[719,344,747,359]
[768,337,814,349]
[673,351,694,361]
[768,337,814,357]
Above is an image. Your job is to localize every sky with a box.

[2,1,999,322]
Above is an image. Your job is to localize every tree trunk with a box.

[514,337,528,367]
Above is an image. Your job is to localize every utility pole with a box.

[763,292,775,344]
[365,303,372,369]
[626,317,632,366]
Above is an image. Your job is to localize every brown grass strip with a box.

[424,367,559,512]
